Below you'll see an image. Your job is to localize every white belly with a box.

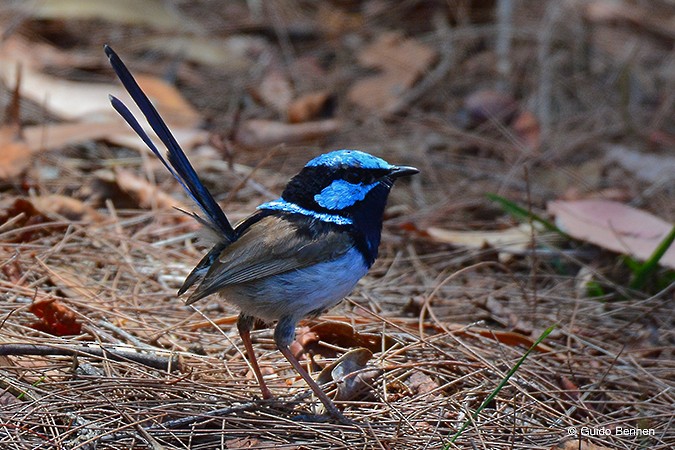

[219,247,369,322]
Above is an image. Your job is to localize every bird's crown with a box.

[305,150,391,170]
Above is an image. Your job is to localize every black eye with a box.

[345,171,361,184]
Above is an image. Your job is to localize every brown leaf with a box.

[22,122,128,152]
[512,110,541,153]
[0,390,21,407]
[406,371,440,396]
[0,32,99,70]
[0,62,199,125]
[0,198,58,243]
[0,122,137,181]
[225,437,261,449]
[292,326,318,359]
[0,127,32,181]
[29,298,82,336]
[425,224,554,262]
[462,90,518,128]
[452,326,555,353]
[30,194,103,222]
[548,200,675,269]
[316,348,378,401]
[560,376,580,401]
[305,321,396,356]
[348,31,437,113]
[357,31,436,75]
[256,71,293,115]
[235,119,340,148]
[287,91,332,123]
[43,265,98,303]
[114,168,190,211]
[135,74,201,128]
[140,36,269,70]
[0,62,116,121]
[316,3,364,37]
[22,0,184,30]
[107,127,210,155]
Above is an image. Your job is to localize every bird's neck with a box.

[349,183,390,267]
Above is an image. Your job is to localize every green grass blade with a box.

[444,324,556,448]
[629,225,675,290]
[486,193,570,238]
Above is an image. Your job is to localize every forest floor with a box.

[0,1,672,449]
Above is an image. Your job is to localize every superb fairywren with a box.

[105,45,418,422]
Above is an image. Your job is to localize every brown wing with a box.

[185,215,353,304]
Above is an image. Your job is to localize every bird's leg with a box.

[237,313,273,399]
[274,317,349,423]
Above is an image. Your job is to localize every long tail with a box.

[104,45,235,242]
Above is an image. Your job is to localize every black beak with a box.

[389,165,419,178]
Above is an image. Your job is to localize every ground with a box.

[0,1,672,449]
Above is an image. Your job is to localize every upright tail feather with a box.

[104,45,235,242]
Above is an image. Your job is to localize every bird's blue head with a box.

[260,150,418,265]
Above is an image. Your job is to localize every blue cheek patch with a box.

[258,199,353,225]
[314,179,378,210]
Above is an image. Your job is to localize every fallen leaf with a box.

[512,110,541,153]
[235,119,340,148]
[317,348,378,401]
[1,121,152,181]
[42,265,98,304]
[357,31,436,74]
[292,326,319,359]
[0,63,200,125]
[425,223,553,262]
[466,328,554,352]
[20,0,185,30]
[287,91,333,123]
[548,200,675,269]
[107,127,210,155]
[30,195,103,222]
[316,3,364,37]
[406,371,440,396]
[0,390,20,407]
[605,145,675,184]
[134,74,201,127]
[560,376,580,401]
[0,33,99,71]
[0,127,32,181]
[305,321,396,356]
[225,437,262,449]
[461,89,518,128]
[348,31,437,113]
[256,71,293,115]
[0,198,59,243]
[140,36,269,70]
[0,62,116,121]
[114,168,191,212]
[23,122,128,153]
[29,298,82,336]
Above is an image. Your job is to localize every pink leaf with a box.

[548,200,675,269]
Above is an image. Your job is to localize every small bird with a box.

[105,45,418,422]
